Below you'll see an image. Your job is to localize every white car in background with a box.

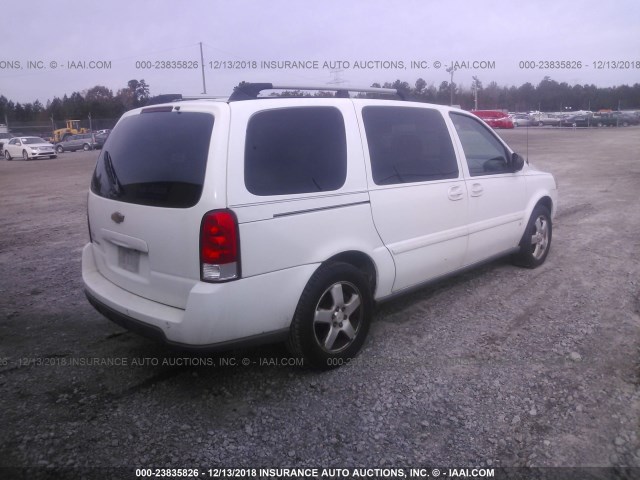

[4,136,57,160]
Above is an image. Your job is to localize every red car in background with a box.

[471,110,514,129]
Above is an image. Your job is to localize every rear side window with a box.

[362,106,458,185]
[244,107,347,196]
[91,111,214,208]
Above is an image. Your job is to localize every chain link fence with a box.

[4,118,119,137]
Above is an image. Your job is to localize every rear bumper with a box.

[82,243,315,349]
[84,290,289,351]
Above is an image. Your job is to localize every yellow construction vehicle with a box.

[53,120,89,143]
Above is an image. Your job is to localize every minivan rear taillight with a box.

[200,210,240,282]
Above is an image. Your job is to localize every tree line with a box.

[2,76,639,125]
[267,77,640,112]
[0,80,152,124]
[379,76,640,112]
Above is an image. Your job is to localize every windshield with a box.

[91,110,214,208]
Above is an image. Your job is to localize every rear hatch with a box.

[88,105,217,309]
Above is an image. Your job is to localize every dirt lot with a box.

[1,128,639,478]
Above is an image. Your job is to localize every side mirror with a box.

[511,152,525,172]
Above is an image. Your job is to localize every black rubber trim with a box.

[85,290,289,352]
[273,200,370,218]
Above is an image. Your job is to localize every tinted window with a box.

[244,107,346,196]
[362,106,458,185]
[450,113,510,176]
[91,111,214,208]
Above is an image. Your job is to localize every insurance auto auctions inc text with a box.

[204,467,495,478]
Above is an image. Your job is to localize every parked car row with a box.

[2,130,111,159]
[505,111,640,128]
[467,109,640,129]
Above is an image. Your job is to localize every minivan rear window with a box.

[91,111,214,208]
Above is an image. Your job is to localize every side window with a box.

[362,106,458,186]
[244,107,347,196]
[450,113,511,176]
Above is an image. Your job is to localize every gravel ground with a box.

[0,128,639,478]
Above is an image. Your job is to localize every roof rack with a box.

[227,83,407,102]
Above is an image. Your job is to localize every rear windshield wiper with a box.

[103,151,123,196]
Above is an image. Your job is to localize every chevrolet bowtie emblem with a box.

[111,212,125,224]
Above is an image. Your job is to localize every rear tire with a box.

[287,262,373,369]
[22,150,29,161]
[513,205,552,268]
[83,143,90,151]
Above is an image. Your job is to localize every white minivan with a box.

[82,83,557,368]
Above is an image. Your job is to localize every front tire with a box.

[83,143,90,151]
[287,262,373,369]
[513,205,552,268]
[56,145,64,153]
[4,150,11,161]
[22,150,29,161]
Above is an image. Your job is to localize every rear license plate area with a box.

[117,246,140,273]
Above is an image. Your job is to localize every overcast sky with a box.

[1,0,639,104]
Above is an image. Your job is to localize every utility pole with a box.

[446,65,457,106]
[472,76,480,110]
[200,42,207,94]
